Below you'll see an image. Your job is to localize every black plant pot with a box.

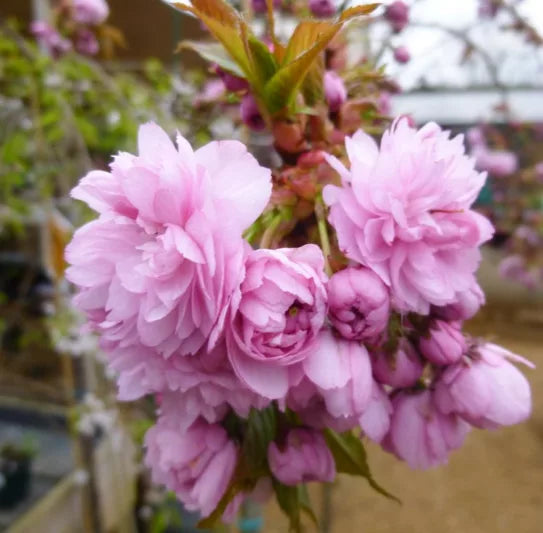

[0,457,32,509]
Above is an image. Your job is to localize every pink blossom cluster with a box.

[467,126,518,177]
[66,120,532,521]
[30,0,109,58]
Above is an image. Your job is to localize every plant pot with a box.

[0,456,32,509]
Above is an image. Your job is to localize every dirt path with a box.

[264,318,543,533]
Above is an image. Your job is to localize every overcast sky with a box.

[371,0,543,89]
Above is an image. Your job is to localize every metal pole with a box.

[31,0,51,21]
[320,484,333,533]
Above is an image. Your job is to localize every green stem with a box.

[259,212,282,249]
[315,197,332,277]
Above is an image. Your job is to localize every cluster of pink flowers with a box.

[467,126,518,177]
[30,0,109,57]
[66,119,532,521]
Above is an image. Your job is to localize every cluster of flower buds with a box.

[65,115,533,525]
[30,0,109,58]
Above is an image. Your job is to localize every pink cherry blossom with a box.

[268,429,335,485]
[66,123,271,396]
[324,118,494,314]
[72,0,110,26]
[358,380,393,443]
[472,146,518,177]
[433,280,485,321]
[30,21,72,57]
[385,389,471,469]
[227,245,327,399]
[145,418,237,517]
[327,266,390,342]
[434,343,533,429]
[288,330,374,431]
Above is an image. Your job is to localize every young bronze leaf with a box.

[263,24,340,113]
[264,4,377,114]
[339,3,380,22]
[190,0,240,26]
[173,1,253,81]
[282,21,333,66]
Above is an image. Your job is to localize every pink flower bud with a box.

[213,65,249,92]
[384,1,409,33]
[385,390,470,469]
[328,267,390,341]
[377,91,392,115]
[418,320,466,366]
[309,0,336,18]
[372,338,424,388]
[240,94,266,131]
[393,46,410,64]
[75,29,99,56]
[478,0,500,18]
[297,150,326,168]
[268,428,335,485]
[324,71,347,112]
[434,343,533,430]
[252,0,281,13]
[195,79,226,106]
[535,161,543,183]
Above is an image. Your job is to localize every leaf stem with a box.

[259,212,282,249]
[315,197,332,277]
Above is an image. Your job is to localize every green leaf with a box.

[323,429,400,503]
[179,41,245,78]
[246,34,278,87]
[262,23,341,114]
[262,3,378,114]
[273,481,317,532]
[243,406,277,473]
[301,56,325,107]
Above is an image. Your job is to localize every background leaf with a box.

[179,41,245,77]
